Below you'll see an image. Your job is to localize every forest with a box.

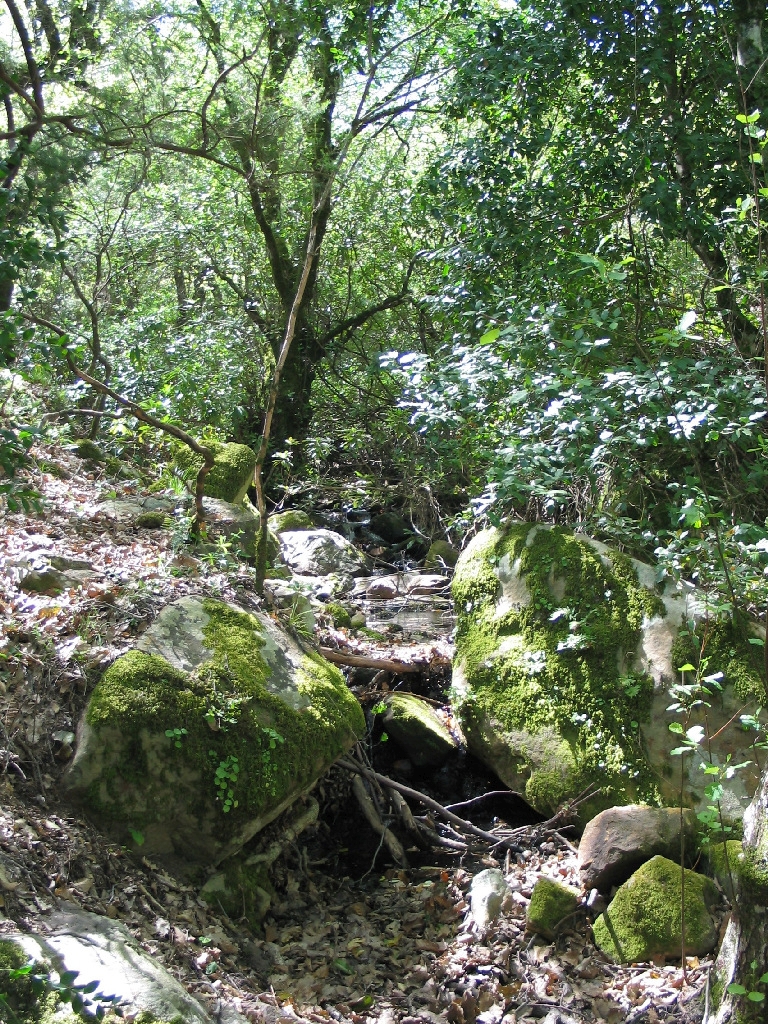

[3,0,768,1022]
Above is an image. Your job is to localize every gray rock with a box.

[64,596,364,871]
[578,805,698,892]
[466,868,510,935]
[4,903,240,1023]
[279,529,370,584]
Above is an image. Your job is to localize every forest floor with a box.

[0,446,714,1024]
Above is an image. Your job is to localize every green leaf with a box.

[748,992,765,1002]
[479,328,501,345]
[668,722,684,734]
[727,984,748,995]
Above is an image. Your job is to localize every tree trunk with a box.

[712,764,768,1022]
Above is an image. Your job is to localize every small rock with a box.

[466,868,510,935]
[526,877,580,939]
[425,540,460,570]
[382,694,458,767]
[19,568,69,595]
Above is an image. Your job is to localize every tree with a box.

[65,0,448,459]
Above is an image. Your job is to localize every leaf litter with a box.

[0,444,713,1024]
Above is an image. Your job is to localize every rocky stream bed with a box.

[0,445,718,1024]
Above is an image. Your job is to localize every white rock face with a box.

[279,529,371,585]
[6,904,243,1023]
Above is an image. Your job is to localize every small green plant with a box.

[204,686,250,732]
[260,727,285,794]
[129,828,145,846]
[0,960,123,1021]
[211,752,240,812]
[164,727,187,748]
[727,961,768,1004]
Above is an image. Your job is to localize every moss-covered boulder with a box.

[175,441,256,505]
[593,856,719,962]
[526,877,580,939]
[64,597,364,872]
[381,693,459,767]
[452,524,766,821]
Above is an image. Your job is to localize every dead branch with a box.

[338,756,524,854]
[318,647,421,673]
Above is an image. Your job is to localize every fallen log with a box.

[318,647,421,673]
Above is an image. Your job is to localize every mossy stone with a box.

[382,693,458,766]
[175,441,256,505]
[526,878,580,939]
[452,524,662,819]
[593,855,719,963]
[270,510,313,533]
[75,439,106,462]
[425,540,460,570]
[324,602,352,628]
[66,597,365,869]
[136,511,168,529]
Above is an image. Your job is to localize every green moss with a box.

[453,525,660,816]
[526,877,579,939]
[324,602,351,628]
[0,941,81,1024]
[83,600,364,836]
[75,439,106,462]
[175,441,256,505]
[270,510,313,532]
[593,855,719,963]
[670,617,766,705]
[136,511,168,529]
[706,839,744,899]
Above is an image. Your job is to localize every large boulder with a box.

[592,856,719,962]
[578,805,698,892]
[279,529,371,587]
[175,441,257,505]
[452,524,766,821]
[64,596,364,872]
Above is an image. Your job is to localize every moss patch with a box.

[453,525,661,817]
[526,878,579,939]
[175,441,256,505]
[671,617,766,706]
[136,511,168,529]
[593,855,719,963]
[324,602,352,628]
